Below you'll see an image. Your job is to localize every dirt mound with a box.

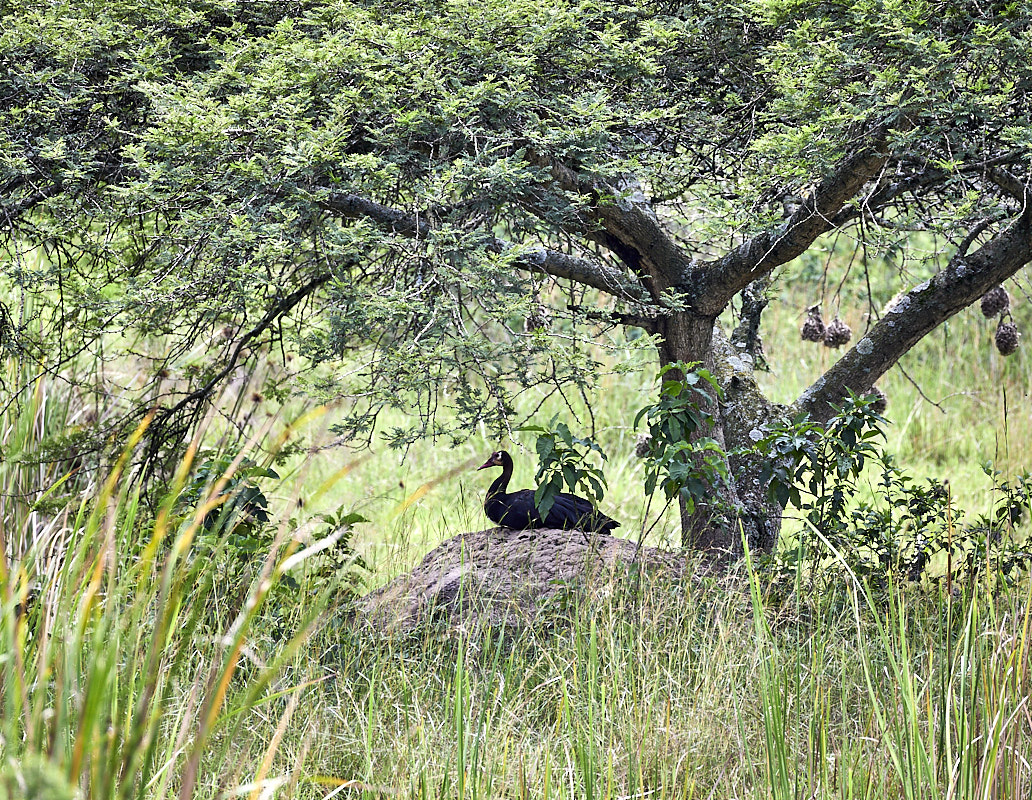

[358,527,692,634]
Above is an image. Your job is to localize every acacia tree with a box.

[3,0,1032,551]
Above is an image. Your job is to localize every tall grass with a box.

[3,385,1029,798]
[285,556,1027,800]
[747,533,1032,800]
[0,377,343,798]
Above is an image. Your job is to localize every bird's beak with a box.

[477,459,492,470]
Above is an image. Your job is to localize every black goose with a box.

[477,450,620,533]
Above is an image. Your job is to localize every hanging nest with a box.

[995,319,1021,356]
[800,305,826,343]
[980,286,1011,318]
[823,317,852,348]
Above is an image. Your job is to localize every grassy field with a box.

[2,258,1032,798]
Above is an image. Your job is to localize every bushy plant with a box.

[522,417,609,519]
[633,362,732,520]
[756,395,1032,589]
[177,452,279,549]
[175,451,366,638]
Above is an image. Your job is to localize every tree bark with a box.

[796,214,1032,421]
[652,310,787,554]
[710,326,786,552]
[654,310,731,551]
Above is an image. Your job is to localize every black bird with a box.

[477,450,620,534]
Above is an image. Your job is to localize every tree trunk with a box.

[656,309,785,554]
[710,326,785,552]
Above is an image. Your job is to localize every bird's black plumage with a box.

[477,450,619,534]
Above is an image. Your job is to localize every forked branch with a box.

[688,131,892,314]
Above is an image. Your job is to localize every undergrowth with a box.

[0,377,359,798]
[2,280,1032,798]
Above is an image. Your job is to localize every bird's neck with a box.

[487,462,512,499]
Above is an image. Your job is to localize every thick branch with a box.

[508,247,648,301]
[989,168,1030,205]
[320,190,648,301]
[2,159,124,230]
[524,152,692,294]
[689,133,891,315]
[319,192,433,237]
[794,215,1032,422]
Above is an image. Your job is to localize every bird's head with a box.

[477,450,508,470]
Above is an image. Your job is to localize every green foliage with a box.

[178,452,279,548]
[951,464,1032,577]
[634,362,729,516]
[757,395,1032,588]
[5,0,690,447]
[174,452,366,637]
[522,417,608,518]
[5,0,1032,551]
[760,392,887,529]
[331,555,1032,799]
[7,0,1031,459]
[296,505,369,597]
[746,544,1032,800]
[0,756,76,800]
[4,358,1032,797]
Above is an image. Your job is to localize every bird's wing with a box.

[544,492,596,528]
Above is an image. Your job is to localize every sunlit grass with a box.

[0,375,348,798]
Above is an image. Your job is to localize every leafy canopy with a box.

[2,0,1031,451]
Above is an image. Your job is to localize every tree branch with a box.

[794,213,1032,422]
[828,155,1031,229]
[319,192,433,237]
[150,271,332,430]
[523,151,693,295]
[319,190,649,301]
[1,154,130,229]
[502,245,648,302]
[989,168,1030,205]
[688,131,892,314]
